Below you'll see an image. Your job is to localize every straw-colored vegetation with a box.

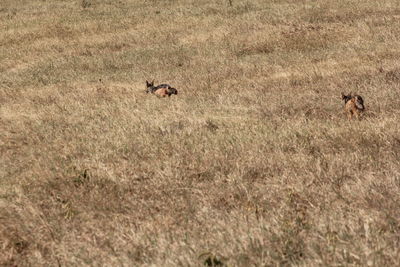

[1,0,400,265]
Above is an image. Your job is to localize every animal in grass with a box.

[341,92,365,120]
[145,80,178,97]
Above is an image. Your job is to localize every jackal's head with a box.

[341,92,352,104]
[145,80,154,93]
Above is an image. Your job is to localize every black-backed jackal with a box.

[146,80,178,97]
[341,92,365,120]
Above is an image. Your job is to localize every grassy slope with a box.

[1,0,400,265]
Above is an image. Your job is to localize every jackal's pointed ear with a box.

[151,80,155,86]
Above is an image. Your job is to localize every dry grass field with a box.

[1,0,400,266]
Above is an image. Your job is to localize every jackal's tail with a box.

[355,95,365,110]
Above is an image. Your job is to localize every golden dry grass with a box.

[1,0,400,266]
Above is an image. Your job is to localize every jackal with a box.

[146,80,178,97]
[341,92,365,120]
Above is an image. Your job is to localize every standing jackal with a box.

[146,80,178,97]
[341,92,365,120]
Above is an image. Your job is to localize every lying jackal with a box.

[341,92,365,120]
[146,80,178,97]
